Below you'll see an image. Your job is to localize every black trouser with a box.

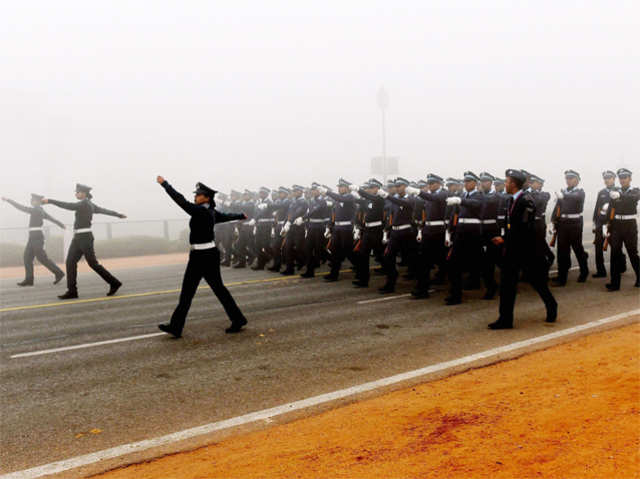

[415,232,446,293]
[66,233,119,292]
[217,224,234,263]
[284,224,306,271]
[234,225,253,266]
[304,226,325,274]
[481,230,500,292]
[609,220,639,287]
[23,233,63,282]
[534,219,555,268]
[556,221,589,280]
[168,248,245,334]
[448,233,482,300]
[270,224,285,269]
[499,260,557,325]
[329,227,355,277]
[356,226,383,285]
[254,224,272,268]
[383,228,416,287]
[593,222,607,274]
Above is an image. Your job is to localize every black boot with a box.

[592,271,607,278]
[488,319,513,330]
[17,280,34,287]
[378,283,395,294]
[158,323,182,338]
[300,270,315,278]
[58,290,78,300]
[107,281,122,297]
[225,317,247,334]
[280,268,295,276]
[546,302,558,323]
[53,273,65,285]
[410,289,429,299]
[577,270,589,283]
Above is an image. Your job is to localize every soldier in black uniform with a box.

[268,187,291,272]
[444,171,483,305]
[281,185,308,275]
[351,178,386,288]
[405,174,448,298]
[300,183,329,278]
[321,178,357,282]
[592,171,617,277]
[551,170,589,286]
[488,169,557,329]
[494,177,507,240]
[477,172,500,299]
[606,168,640,290]
[528,174,555,268]
[43,184,126,299]
[251,187,274,270]
[378,177,416,294]
[233,190,256,269]
[2,194,65,286]
[220,190,242,266]
[156,177,248,336]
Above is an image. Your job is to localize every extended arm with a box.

[158,177,198,216]
[41,209,66,229]
[93,204,126,218]
[3,198,33,214]
[215,210,246,224]
[44,199,81,211]
[326,191,357,203]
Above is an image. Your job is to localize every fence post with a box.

[163,220,170,240]
[106,223,113,240]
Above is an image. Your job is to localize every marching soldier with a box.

[606,168,639,290]
[320,178,358,282]
[43,184,126,299]
[528,174,555,267]
[444,171,483,305]
[280,185,307,275]
[488,169,557,329]
[478,172,500,299]
[351,178,386,288]
[300,183,329,278]
[251,187,274,270]
[220,190,242,266]
[592,171,617,277]
[156,177,248,336]
[378,177,416,294]
[494,177,508,238]
[551,170,589,286]
[406,174,448,298]
[268,187,291,273]
[2,194,65,286]
[233,190,256,269]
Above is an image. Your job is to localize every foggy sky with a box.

[1,0,638,226]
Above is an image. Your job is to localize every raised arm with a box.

[41,209,66,229]
[92,203,126,218]
[215,210,246,224]
[326,191,357,203]
[386,194,414,210]
[2,198,33,214]
[157,176,199,216]
[45,199,82,211]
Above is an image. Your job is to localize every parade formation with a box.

[2,168,638,334]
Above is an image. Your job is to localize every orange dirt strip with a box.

[96,323,640,479]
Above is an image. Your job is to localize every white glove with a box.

[445,230,451,247]
[406,186,420,196]
[281,221,291,236]
[446,197,462,206]
[377,189,389,199]
[317,186,328,195]
[354,228,361,241]
[352,191,360,200]
[223,200,232,207]
[294,217,304,226]
[555,191,564,200]
[257,203,268,210]
[416,229,423,243]
[252,226,257,235]
[247,219,256,226]
[382,231,389,244]
[324,227,332,239]
[270,227,275,238]
[326,200,333,207]
[609,191,620,200]
[349,184,358,192]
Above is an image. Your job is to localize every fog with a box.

[1,0,638,227]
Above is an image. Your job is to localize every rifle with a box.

[446,207,459,261]
[603,203,615,251]
[549,202,561,247]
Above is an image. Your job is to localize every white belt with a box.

[190,241,216,250]
[497,215,506,220]
[335,221,352,226]
[561,213,582,219]
[258,218,273,223]
[277,220,285,225]
[424,220,445,226]
[535,216,545,220]
[482,219,497,224]
[74,228,92,234]
[392,224,412,231]
[615,214,637,220]
[28,227,43,232]
[458,218,481,224]
[323,217,331,222]
[309,218,326,223]
[365,220,383,227]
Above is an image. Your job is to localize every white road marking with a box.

[10,333,167,359]
[3,308,637,479]
[357,293,411,304]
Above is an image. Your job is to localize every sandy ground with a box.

[0,253,188,279]
[93,323,640,479]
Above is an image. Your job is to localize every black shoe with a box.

[233,263,246,269]
[158,323,182,338]
[324,275,338,282]
[410,290,429,299]
[267,265,280,272]
[300,271,315,278]
[378,284,395,294]
[106,281,122,297]
[592,271,607,278]
[482,286,497,300]
[53,273,65,285]
[444,296,461,305]
[605,283,620,291]
[551,277,566,287]
[373,268,386,275]
[488,320,513,330]
[58,290,78,300]
[220,260,231,267]
[577,271,588,283]
[352,281,368,288]
[463,282,481,291]
[251,265,265,271]
[225,317,248,334]
[546,303,557,323]
[17,280,34,287]
[280,269,295,276]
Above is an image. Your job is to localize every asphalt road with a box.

[1,256,638,475]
